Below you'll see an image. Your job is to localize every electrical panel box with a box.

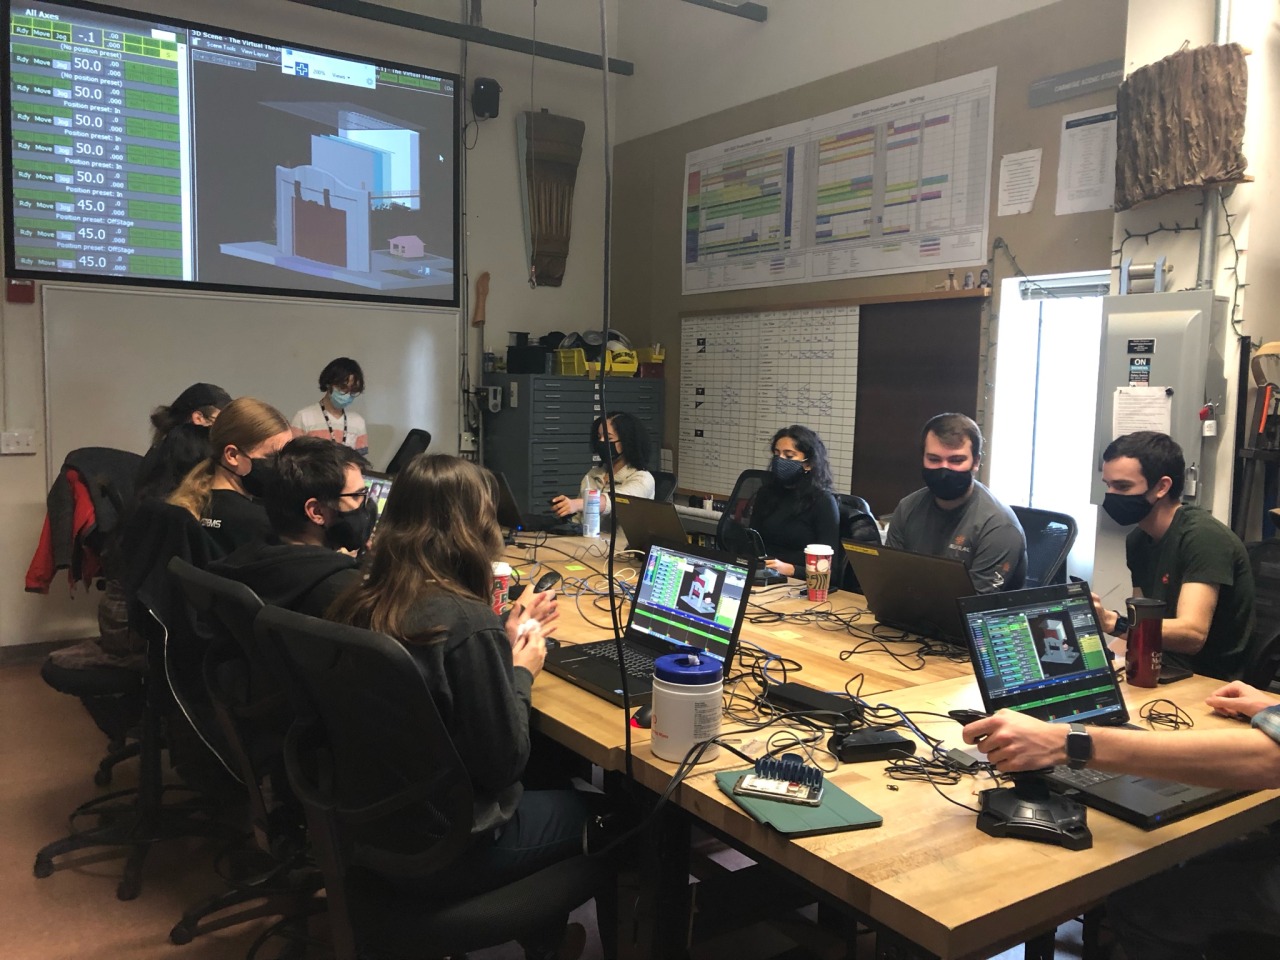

[1091,290,1227,508]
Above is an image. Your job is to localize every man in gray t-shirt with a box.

[885,413,1026,594]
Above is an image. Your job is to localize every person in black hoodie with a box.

[210,437,371,617]
[752,424,841,579]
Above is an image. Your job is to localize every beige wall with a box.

[615,0,1063,143]
[611,0,1127,465]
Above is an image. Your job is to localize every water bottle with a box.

[583,488,601,538]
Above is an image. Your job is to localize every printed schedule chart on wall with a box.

[679,306,858,496]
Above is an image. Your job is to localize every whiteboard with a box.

[679,306,859,495]
[42,285,459,479]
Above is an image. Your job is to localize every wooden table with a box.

[613,673,1280,959]
[513,539,1280,958]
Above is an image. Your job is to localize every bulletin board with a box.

[677,306,859,496]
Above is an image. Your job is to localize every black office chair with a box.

[385,428,431,475]
[34,502,236,901]
[37,447,146,786]
[836,494,880,592]
[653,470,678,503]
[1241,539,1280,689]
[1010,505,1077,588]
[715,469,769,552]
[166,558,322,945]
[255,605,615,960]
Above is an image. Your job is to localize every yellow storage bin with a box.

[557,347,638,377]
[637,347,666,364]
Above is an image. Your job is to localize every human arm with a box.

[1158,580,1219,654]
[505,602,548,677]
[509,584,559,633]
[964,708,1280,790]
[598,468,654,515]
[1206,680,1280,719]
[884,500,907,550]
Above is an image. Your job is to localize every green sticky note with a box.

[565,564,587,571]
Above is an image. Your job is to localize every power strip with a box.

[765,681,864,722]
[829,729,917,763]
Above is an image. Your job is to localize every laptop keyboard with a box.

[581,641,656,679]
[1051,766,1120,789]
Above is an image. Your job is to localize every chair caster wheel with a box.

[33,856,53,879]
[170,921,194,945]
[117,877,141,901]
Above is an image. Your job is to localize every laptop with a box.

[361,470,394,532]
[843,542,977,643]
[491,471,530,535]
[958,582,1244,829]
[543,541,756,707]
[612,495,689,553]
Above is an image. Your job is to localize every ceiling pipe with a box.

[1196,0,1231,288]
[283,0,635,76]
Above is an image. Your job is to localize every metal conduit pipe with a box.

[1196,0,1232,287]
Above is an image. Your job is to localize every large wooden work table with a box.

[507,540,1280,959]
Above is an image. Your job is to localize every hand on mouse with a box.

[765,558,795,577]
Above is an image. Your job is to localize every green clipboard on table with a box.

[715,770,883,837]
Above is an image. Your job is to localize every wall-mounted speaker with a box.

[473,77,501,119]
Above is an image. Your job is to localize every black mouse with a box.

[631,705,653,729]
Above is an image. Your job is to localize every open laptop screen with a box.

[630,543,751,665]
[959,582,1128,725]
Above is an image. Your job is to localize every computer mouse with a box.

[543,636,560,653]
[534,570,562,593]
[631,705,653,729]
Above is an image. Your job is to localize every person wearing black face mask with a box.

[210,437,367,618]
[1093,431,1254,681]
[550,412,655,520]
[750,425,841,579]
[886,413,1026,594]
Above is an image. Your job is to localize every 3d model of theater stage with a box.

[220,101,453,290]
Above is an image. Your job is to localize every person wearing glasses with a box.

[211,437,371,617]
[291,357,370,456]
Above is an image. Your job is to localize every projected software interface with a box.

[631,546,748,661]
[966,594,1122,723]
[6,1,457,302]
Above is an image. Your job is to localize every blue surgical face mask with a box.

[330,389,355,410]
[770,455,807,485]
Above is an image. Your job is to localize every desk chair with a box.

[1242,539,1280,690]
[1010,505,1077,587]
[166,558,322,946]
[385,428,431,474]
[836,494,880,592]
[35,447,145,785]
[256,606,615,960]
[653,471,677,503]
[34,501,236,900]
[715,469,769,552]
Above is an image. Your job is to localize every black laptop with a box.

[612,495,689,554]
[958,582,1244,829]
[543,541,756,707]
[843,542,977,642]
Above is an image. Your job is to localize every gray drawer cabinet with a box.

[482,374,664,516]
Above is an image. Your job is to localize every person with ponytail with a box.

[752,424,841,578]
[329,454,596,955]
[168,397,292,555]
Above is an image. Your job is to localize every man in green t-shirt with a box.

[1093,431,1255,680]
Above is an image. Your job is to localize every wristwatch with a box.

[1066,723,1093,770]
[1108,611,1130,638]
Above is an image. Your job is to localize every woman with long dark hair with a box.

[329,454,595,952]
[752,424,841,578]
[550,411,655,519]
